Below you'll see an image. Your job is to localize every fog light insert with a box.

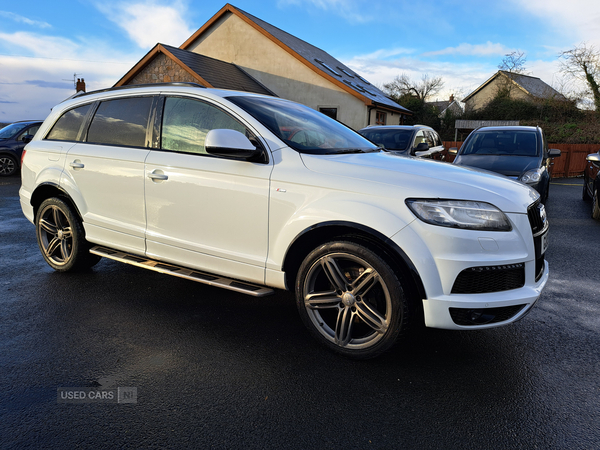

[449,305,526,326]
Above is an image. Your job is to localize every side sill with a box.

[90,246,275,297]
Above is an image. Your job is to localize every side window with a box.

[18,125,39,141]
[161,97,247,155]
[432,131,442,147]
[87,97,153,147]
[424,131,435,147]
[414,130,427,147]
[46,104,92,142]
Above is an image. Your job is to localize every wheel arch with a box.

[282,221,427,301]
[30,182,83,222]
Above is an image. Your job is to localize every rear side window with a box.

[87,97,153,147]
[161,97,247,154]
[46,104,92,142]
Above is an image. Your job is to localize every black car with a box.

[358,125,445,159]
[582,150,600,220]
[0,120,42,176]
[450,126,561,203]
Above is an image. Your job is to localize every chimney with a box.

[76,78,86,93]
[449,94,454,102]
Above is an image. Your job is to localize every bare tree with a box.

[498,51,527,74]
[383,74,444,102]
[560,43,600,111]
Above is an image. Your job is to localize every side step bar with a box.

[90,246,274,297]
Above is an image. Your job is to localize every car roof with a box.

[473,126,540,133]
[10,120,43,125]
[358,125,432,132]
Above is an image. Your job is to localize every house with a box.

[463,70,566,112]
[427,94,463,118]
[115,3,411,130]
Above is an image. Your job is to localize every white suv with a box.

[20,83,549,359]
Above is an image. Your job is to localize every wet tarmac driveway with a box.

[1,175,599,449]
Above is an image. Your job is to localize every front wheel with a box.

[35,197,101,272]
[582,176,591,201]
[593,188,600,220]
[295,241,411,359]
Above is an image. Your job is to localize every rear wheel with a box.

[35,198,101,272]
[295,240,411,359]
[0,155,17,176]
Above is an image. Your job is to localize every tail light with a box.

[21,150,26,168]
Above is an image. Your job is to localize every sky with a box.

[1,0,600,122]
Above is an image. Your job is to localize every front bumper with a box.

[392,210,548,330]
[422,260,548,329]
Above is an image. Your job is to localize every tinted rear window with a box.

[87,97,153,147]
[46,104,92,142]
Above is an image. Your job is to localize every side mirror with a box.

[205,129,263,161]
[449,147,458,155]
[548,148,561,158]
[22,135,34,144]
[586,152,600,162]
[415,142,429,152]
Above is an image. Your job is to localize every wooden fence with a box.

[442,142,600,178]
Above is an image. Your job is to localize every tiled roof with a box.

[232,6,409,113]
[464,71,566,102]
[161,44,275,96]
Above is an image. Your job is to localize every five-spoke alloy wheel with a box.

[296,241,410,359]
[0,155,17,176]
[35,197,100,272]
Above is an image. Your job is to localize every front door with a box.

[144,96,272,284]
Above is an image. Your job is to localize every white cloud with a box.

[424,42,513,57]
[0,11,51,29]
[0,31,138,122]
[508,0,600,47]
[277,0,374,23]
[95,0,195,49]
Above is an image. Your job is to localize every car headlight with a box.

[519,167,545,184]
[405,199,512,231]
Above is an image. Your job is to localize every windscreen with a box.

[0,123,29,139]
[461,130,539,157]
[227,95,379,155]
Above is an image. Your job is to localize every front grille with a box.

[527,199,545,235]
[527,199,548,282]
[451,264,525,294]
[449,305,526,326]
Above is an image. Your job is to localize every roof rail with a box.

[72,82,206,99]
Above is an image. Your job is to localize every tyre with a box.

[0,155,17,176]
[582,176,591,201]
[295,240,411,359]
[593,189,600,220]
[35,197,101,272]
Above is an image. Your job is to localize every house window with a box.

[319,107,338,120]
[376,111,386,125]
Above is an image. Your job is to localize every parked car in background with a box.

[20,83,550,359]
[582,150,600,220]
[450,126,561,204]
[358,125,445,159]
[0,120,42,176]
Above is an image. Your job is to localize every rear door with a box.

[63,96,154,254]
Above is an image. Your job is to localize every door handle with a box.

[148,171,168,181]
[69,161,84,169]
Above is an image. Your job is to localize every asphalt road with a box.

[1,175,599,449]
